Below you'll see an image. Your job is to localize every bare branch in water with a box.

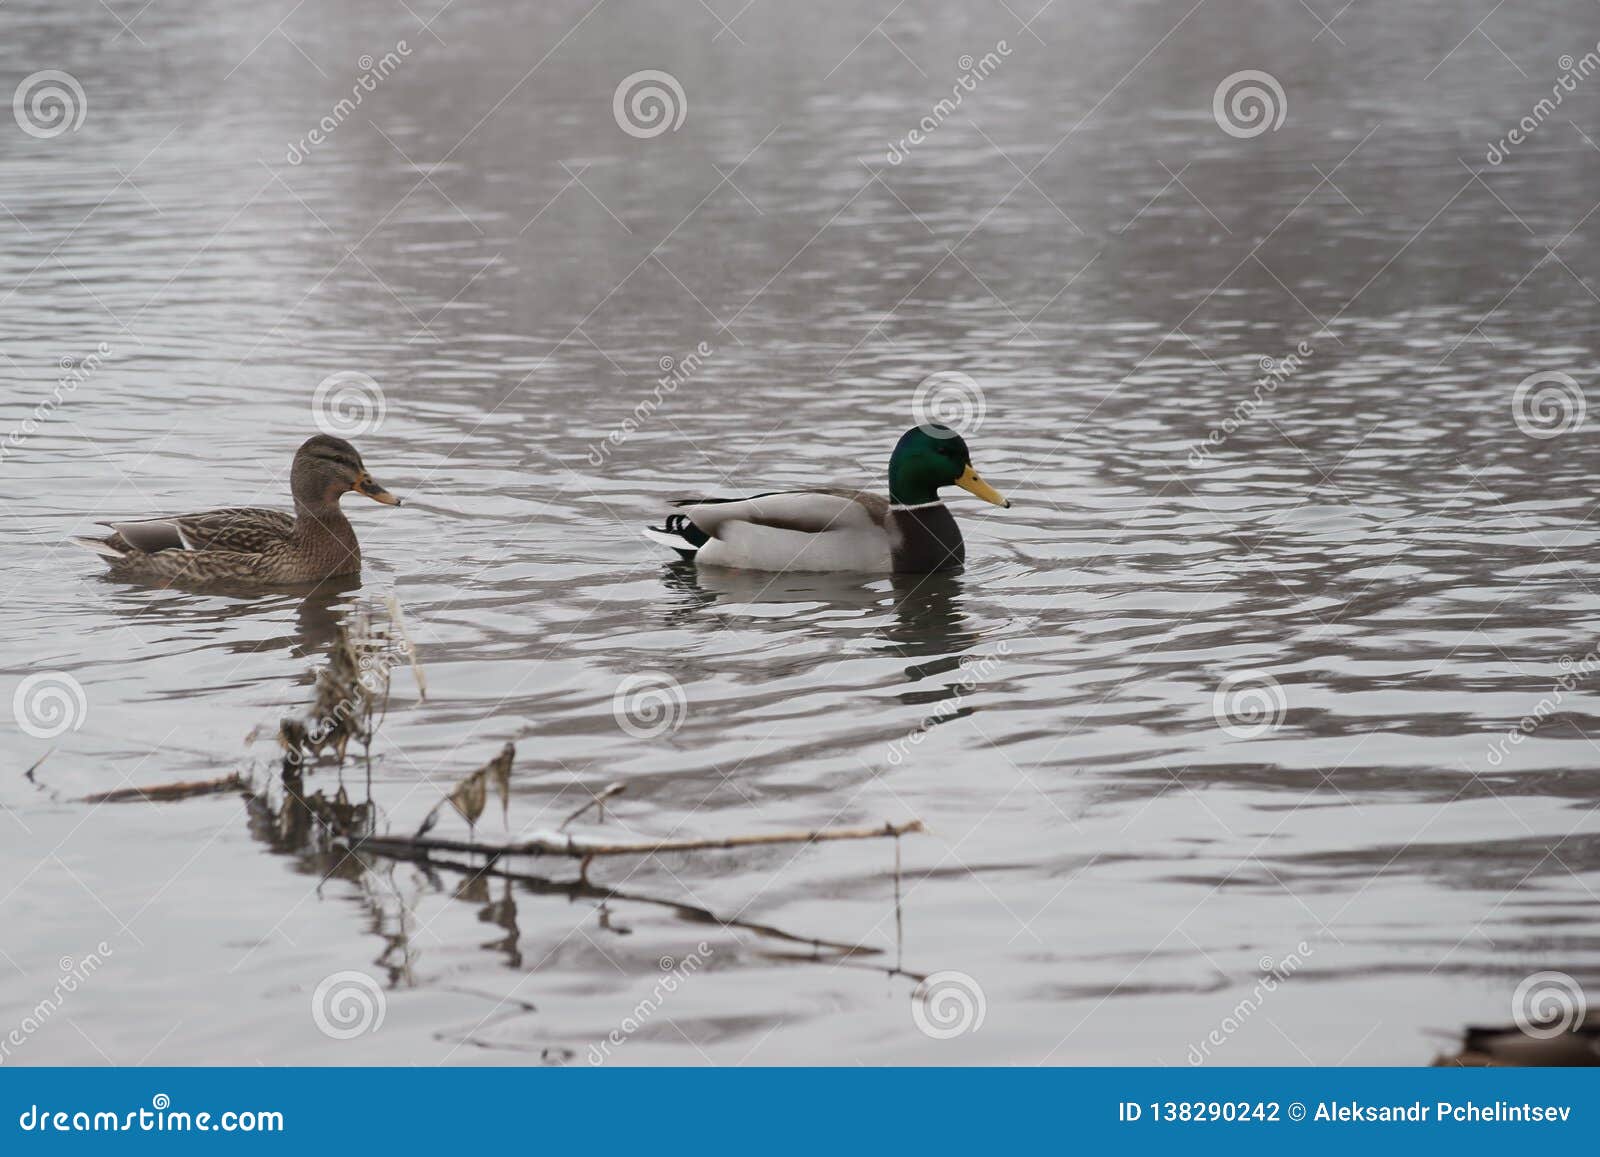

[364,847,921,973]
[359,818,924,861]
[83,772,247,804]
[384,593,428,701]
[278,599,422,774]
[559,782,625,830]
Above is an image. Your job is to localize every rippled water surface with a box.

[4,0,1600,1064]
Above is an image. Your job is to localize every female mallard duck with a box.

[72,434,400,586]
[643,424,1009,573]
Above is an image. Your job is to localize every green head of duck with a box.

[887,424,1011,508]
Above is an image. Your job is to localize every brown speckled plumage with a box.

[74,435,400,587]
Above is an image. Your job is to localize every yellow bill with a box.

[955,464,1010,508]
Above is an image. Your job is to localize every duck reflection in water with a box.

[881,569,983,658]
[656,562,1000,716]
[656,561,982,649]
[655,559,883,624]
[97,571,366,664]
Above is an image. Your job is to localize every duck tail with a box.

[643,513,708,561]
[69,535,126,560]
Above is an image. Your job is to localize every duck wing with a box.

[100,507,294,555]
[672,488,887,534]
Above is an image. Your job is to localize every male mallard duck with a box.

[643,424,1009,573]
[72,434,400,586]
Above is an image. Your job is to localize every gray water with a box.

[3,0,1599,1065]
